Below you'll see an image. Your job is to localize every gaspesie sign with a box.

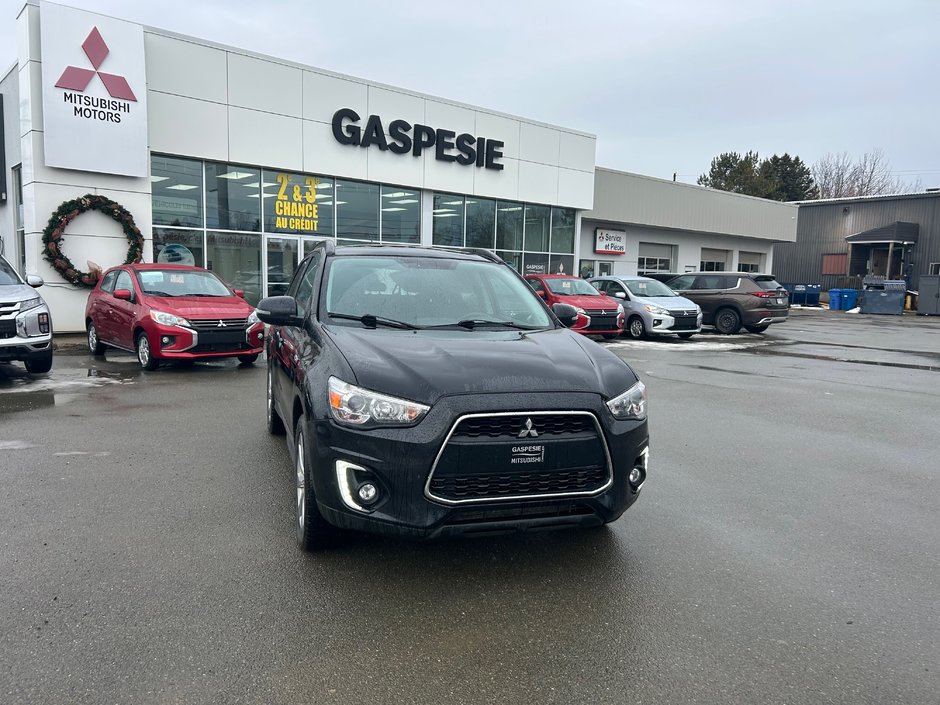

[595,229,626,255]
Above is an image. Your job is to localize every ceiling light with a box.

[382,191,409,198]
[166,184,199,191]
[432,208,453,213]
[389,199,419,204]
[434,212,461,218]
[382,207,407,212]
[441,200,463,205]
[217,171,253,180]
[150,175,168,183]
[499,206,522,212]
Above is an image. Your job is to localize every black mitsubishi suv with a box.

[257,243,649,550]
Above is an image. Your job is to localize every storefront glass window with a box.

[523,252,550,276]
[496,250,522,273]
[523,204,551,253]
[206,163,261,232]
[336,180,379,241]
[381,186,420,243]
[550,207,575,254]
[207,231,262,305]
[153,228,205,267]
[266,237,299,297]
[496,201,523,250]
[432,193,465,246]
[465,198,496,249]
[263,170,334,238]
[549,254,574,276]
[302,238,329,258]
[152,156,204,228]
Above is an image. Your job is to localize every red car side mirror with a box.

[113,289,132,301]
[234,289,245,298]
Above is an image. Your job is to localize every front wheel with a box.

[87,322,106,355]
[627,316,646,339]
[713,308,742,335]
[24,350,53,374]
[136,332,159,371]
[238,354,259,365]
[295,415,338,551]
[744,324,769,334]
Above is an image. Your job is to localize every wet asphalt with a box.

[0,308,938,705]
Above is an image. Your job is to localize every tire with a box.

[238,354,259,365]
[627,316,646,339]
[24,350,53,374]
[136,332,159,371]
[677,332,695,339]
[266,364,286,435]
[714,308,741,335]
[294,415,337,551]
[87,321,106,355]
[602,333,619,340]
[744,324,769,334]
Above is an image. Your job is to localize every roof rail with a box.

[465,248,503,264]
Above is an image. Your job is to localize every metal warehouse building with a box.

[772,191,940,293]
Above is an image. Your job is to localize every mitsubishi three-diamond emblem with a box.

[517,418,539,438]
[55,27,138,101]
[217,320,227,328]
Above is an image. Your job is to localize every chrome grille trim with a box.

[425,410,614,506]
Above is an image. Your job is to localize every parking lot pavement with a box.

[1,308,938,705]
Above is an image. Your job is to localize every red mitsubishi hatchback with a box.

[525,274,624,338]
[84,264,264,370]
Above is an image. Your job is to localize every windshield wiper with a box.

[327,312,422,330]
[144,290,172,297]
[431,319,544,330]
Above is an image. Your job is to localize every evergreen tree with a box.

[698,151,818,201]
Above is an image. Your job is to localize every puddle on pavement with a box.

[0,361,138,415]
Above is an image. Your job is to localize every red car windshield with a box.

[544,278,602,296]
[136,269,232,297]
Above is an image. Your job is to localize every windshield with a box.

[625,279,678,298]
[323,256,554,329]
[136,269,233,297]
[0,256,24,286]
[544,278,602,296]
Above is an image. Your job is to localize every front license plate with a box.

[776,298,784,304]
[510,444,545,465]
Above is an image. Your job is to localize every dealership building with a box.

[0,1,797,333]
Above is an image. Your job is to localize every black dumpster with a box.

[859,277,905,315]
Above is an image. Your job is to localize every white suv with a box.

[0,254,53,373]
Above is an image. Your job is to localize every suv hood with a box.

[144,296,254,319]
[0,283,45,303]
[324,326,638,405]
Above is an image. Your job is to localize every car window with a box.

[753,276,783,290]
[527,278,546,294]
[625,280,675,297]
[544,277,602,296]
[99,270,118,294]
[294,254,321,314]
[669,275,695,290]
[114,270,134,296]
[0,256,22,285]
[324,256,553,329]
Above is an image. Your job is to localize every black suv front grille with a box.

[428,412,611,503]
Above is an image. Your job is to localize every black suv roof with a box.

[313,241,503,264]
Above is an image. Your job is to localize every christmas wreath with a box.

[41,194,145,288]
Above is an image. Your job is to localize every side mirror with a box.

[26,274,44,288]
[614,291,626,299]
[552,303,580,327]
[234,289,245,298]
[113,289,132,301]
[256,296,304,327]
[537,289,547,299]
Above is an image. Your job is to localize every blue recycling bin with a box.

[841,289,858,310]
[805,284,821,306]
[829,289,843,310]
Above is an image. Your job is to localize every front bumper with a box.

[647,311,703,336]
[0,337,53,362]
[148,322,265,360]
[0,304,52,362]
[305,392,649,538]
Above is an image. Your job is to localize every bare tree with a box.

[812,149,922,199]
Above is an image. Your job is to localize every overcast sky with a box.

[3,0,938,188]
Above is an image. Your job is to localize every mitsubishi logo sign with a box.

[517,418,539,438]
[39,3,148,177]
[55,27,138,101]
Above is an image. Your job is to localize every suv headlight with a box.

[247,309,260,326]
[644,304,669,315]
[329,377,430,428]
[574,306,586,315]
[19,297,43,313]
[606,380,647,421]
[149,310,191,328]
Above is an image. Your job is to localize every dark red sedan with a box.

[84,264,264,370]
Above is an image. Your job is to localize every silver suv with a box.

[0,254,53,373]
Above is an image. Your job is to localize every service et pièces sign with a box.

[595,229,626,255]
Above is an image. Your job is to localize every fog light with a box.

[161,336,170,344]
[629,468,643,484]
[358,483,378,503]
